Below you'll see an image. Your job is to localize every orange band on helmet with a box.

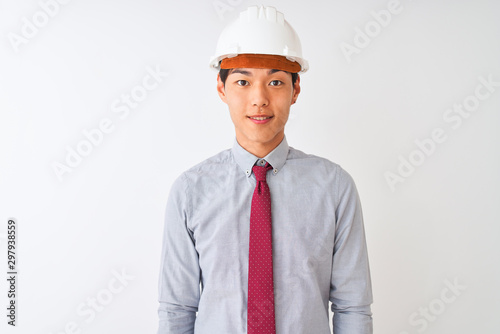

[220,54,301,73]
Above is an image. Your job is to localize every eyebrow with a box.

[229,69,285,76]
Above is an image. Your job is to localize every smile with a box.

[249,116,272,120]
[247,115,273,124]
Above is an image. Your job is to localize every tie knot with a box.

[252,162,273,182]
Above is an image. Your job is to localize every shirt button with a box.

[260,160,265,165]
[273,168,278,174]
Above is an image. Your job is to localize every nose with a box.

[250,84,269,109]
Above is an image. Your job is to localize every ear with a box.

[217,73,227,104]
[291,74,301,105]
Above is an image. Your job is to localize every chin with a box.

[251,135,278,144]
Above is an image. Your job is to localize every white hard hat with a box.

[209,5,309,73]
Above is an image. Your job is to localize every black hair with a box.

[219,68,298,87]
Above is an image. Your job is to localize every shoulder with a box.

[171,148,233,184]
[287,145,341,173]
[167,148,232,201]
[287,146,357,191]
[185,148,232,173]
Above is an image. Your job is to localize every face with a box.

[217,67,301,155]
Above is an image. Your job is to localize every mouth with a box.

[248,116,273,120]
[247,115,273,124]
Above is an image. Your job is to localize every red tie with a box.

[247,161,276,334]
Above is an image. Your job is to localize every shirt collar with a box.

[232,135,289,177]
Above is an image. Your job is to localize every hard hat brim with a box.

[219,54,301,73]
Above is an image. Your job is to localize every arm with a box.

[157,174,201,334]
[330,167,373,333]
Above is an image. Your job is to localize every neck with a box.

[237,133,284,158]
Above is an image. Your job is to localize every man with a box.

[157,5,373,334]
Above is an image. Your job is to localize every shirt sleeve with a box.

[330,167,373,334]
[157,173,201,334]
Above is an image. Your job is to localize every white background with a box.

[1,0,499,333]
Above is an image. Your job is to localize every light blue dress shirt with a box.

[157,135,373,334]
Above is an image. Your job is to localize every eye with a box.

[269,80,283,86]
[236,80,249,86]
